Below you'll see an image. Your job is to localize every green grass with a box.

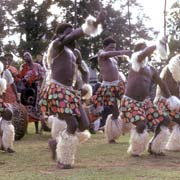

[0,124,180,180]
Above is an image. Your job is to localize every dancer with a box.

[93,37,131,143]
[40,10,106,169]
[154,54,180,151]
[120,38,180,156]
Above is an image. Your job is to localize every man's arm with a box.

[137,45,156,63]
[152,68,171,98]
[75,49,89,84]
[63,10,106,45]
[99,50,131,59]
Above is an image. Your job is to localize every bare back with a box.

[50,44,76,86]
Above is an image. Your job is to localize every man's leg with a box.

[105,102,122,144]
[56,114,79,169]
[166,116,180,151]
[35,121,39,134]
[128,121,149,156]
[148,117,170,156]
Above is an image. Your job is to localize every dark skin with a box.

[125,44,171,139]
[126,45,171,101]
[98,42,131,119]
[48,10,106,134]
[156,67,180,127]
[22,52,43,134]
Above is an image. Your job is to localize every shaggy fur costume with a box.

[0,118,15,151]
[149,126,170,154]
[127,128,149,156]
[166,125,180,151]
[130,51,148,72]
[168,54,180,82]
[56,131,79,166]
[105,114,123,142]
[156,35,170,60]
[48,115,67,139]
[81,15,103,37]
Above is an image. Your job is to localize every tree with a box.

[14,0,52,57]
[167,1,180,56]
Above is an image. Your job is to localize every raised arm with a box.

[152,68,171,98]
[63,10,106,45]
[137,45,156,63]
[99,50,131,59]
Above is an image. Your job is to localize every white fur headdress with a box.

[168,54,180,82]
[82,15,103,37]
[0,78,7,95]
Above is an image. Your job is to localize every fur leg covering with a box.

[166,125,180,151]
[49,116,67,139]
[105,114,123,142]
[75,130,91,143]
[122,122,134,135]
[128,128,149,156]
[1,120,15,150]
[149,126,170,154]
[56,131,79,166]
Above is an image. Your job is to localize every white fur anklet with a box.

[128,128,149,156]
[105,115,123,142]
[149,126,170,154]
[1,119,15,150]
[166,125,180,151]
[56,131,79,166]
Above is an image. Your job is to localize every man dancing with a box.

[40,10,106,169]
[154,54,180,151]
[93,37,131,143]
[120,39,180,156]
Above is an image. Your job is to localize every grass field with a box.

[0,123,180,180]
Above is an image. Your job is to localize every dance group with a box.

[1,10,180,169]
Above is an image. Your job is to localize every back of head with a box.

[55,23,73,35]
[134,40,146,52]
[4,53,13,59]
[103,37,116,48]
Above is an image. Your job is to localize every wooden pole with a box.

[127,0,132,47]
[74,0,77,28]
[163,0,167,36]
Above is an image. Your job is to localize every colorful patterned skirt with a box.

[120,95,167,129]
[39,82,81,117]
[156,96,180,120]
[93,81,125,107]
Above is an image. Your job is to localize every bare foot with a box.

[108,139,117,144]
[57,162,72,169]
[7,148,16,153]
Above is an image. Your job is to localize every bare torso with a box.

[99,56,119,82]
[126,66,154,101]
[50,45,76,86]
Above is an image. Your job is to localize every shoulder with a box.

[98,49,105,59]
